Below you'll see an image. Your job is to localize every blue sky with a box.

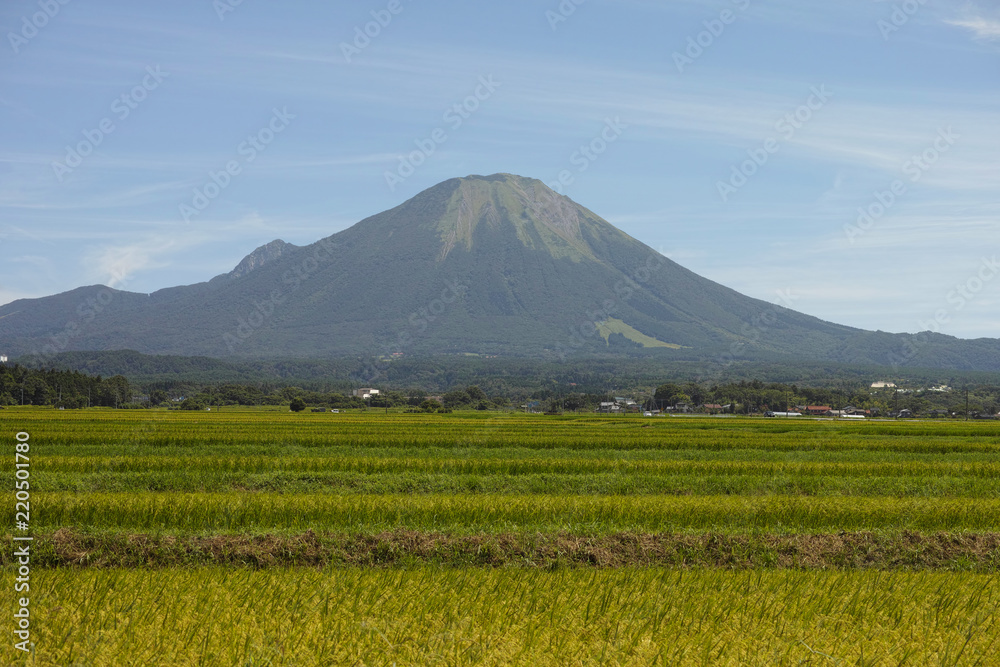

[1,0,998,338]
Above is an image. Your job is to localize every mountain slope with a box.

[2,173,1000,369]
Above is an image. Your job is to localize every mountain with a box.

[229,239,294,279]
[3,173,1000,370]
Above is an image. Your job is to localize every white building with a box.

[870,381,896,389]
[353,388,380,399]
[0,355,7,363]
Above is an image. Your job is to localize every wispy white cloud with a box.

[0,180,188,211]
[83,243,166,290]
[0,151,399,176]
[947,16,1000,40]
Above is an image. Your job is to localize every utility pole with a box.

[966,387,970,421]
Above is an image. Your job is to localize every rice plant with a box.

[4,568,997,666]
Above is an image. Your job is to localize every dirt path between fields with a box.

[7,529,999,570]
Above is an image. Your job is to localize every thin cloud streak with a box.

[947,17,1000,40]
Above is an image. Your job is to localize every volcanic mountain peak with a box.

[433,174,598,262]
[3,173,1000,370]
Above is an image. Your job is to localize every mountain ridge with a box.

[2,173,999,370]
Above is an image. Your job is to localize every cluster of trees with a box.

[440,386,508,410]
[6,357,999,419]
[38,349,1000,397]
[168,384,368,410]
[650,380,821,413]
[175,385,508,413]
[0,364,132,408]
[650,380,1000,417]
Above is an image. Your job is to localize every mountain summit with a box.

[3,173,1000,369]
[229,239,295,279]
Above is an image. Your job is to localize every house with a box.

[871,381,896,389]
[702,403,725,414]
[828,409,865,418]
[353,388,380,399]
[609,397,640,412]
[0,355,7,363]
[805,405,832,415]
[597,397,640,413]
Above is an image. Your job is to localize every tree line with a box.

[4,362,997,417]
[651,380,1000,417]
[0,364,132,408]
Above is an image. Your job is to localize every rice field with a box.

[3,408,1000,665]
[6,568,1000,666]
[20,491,1000,534]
